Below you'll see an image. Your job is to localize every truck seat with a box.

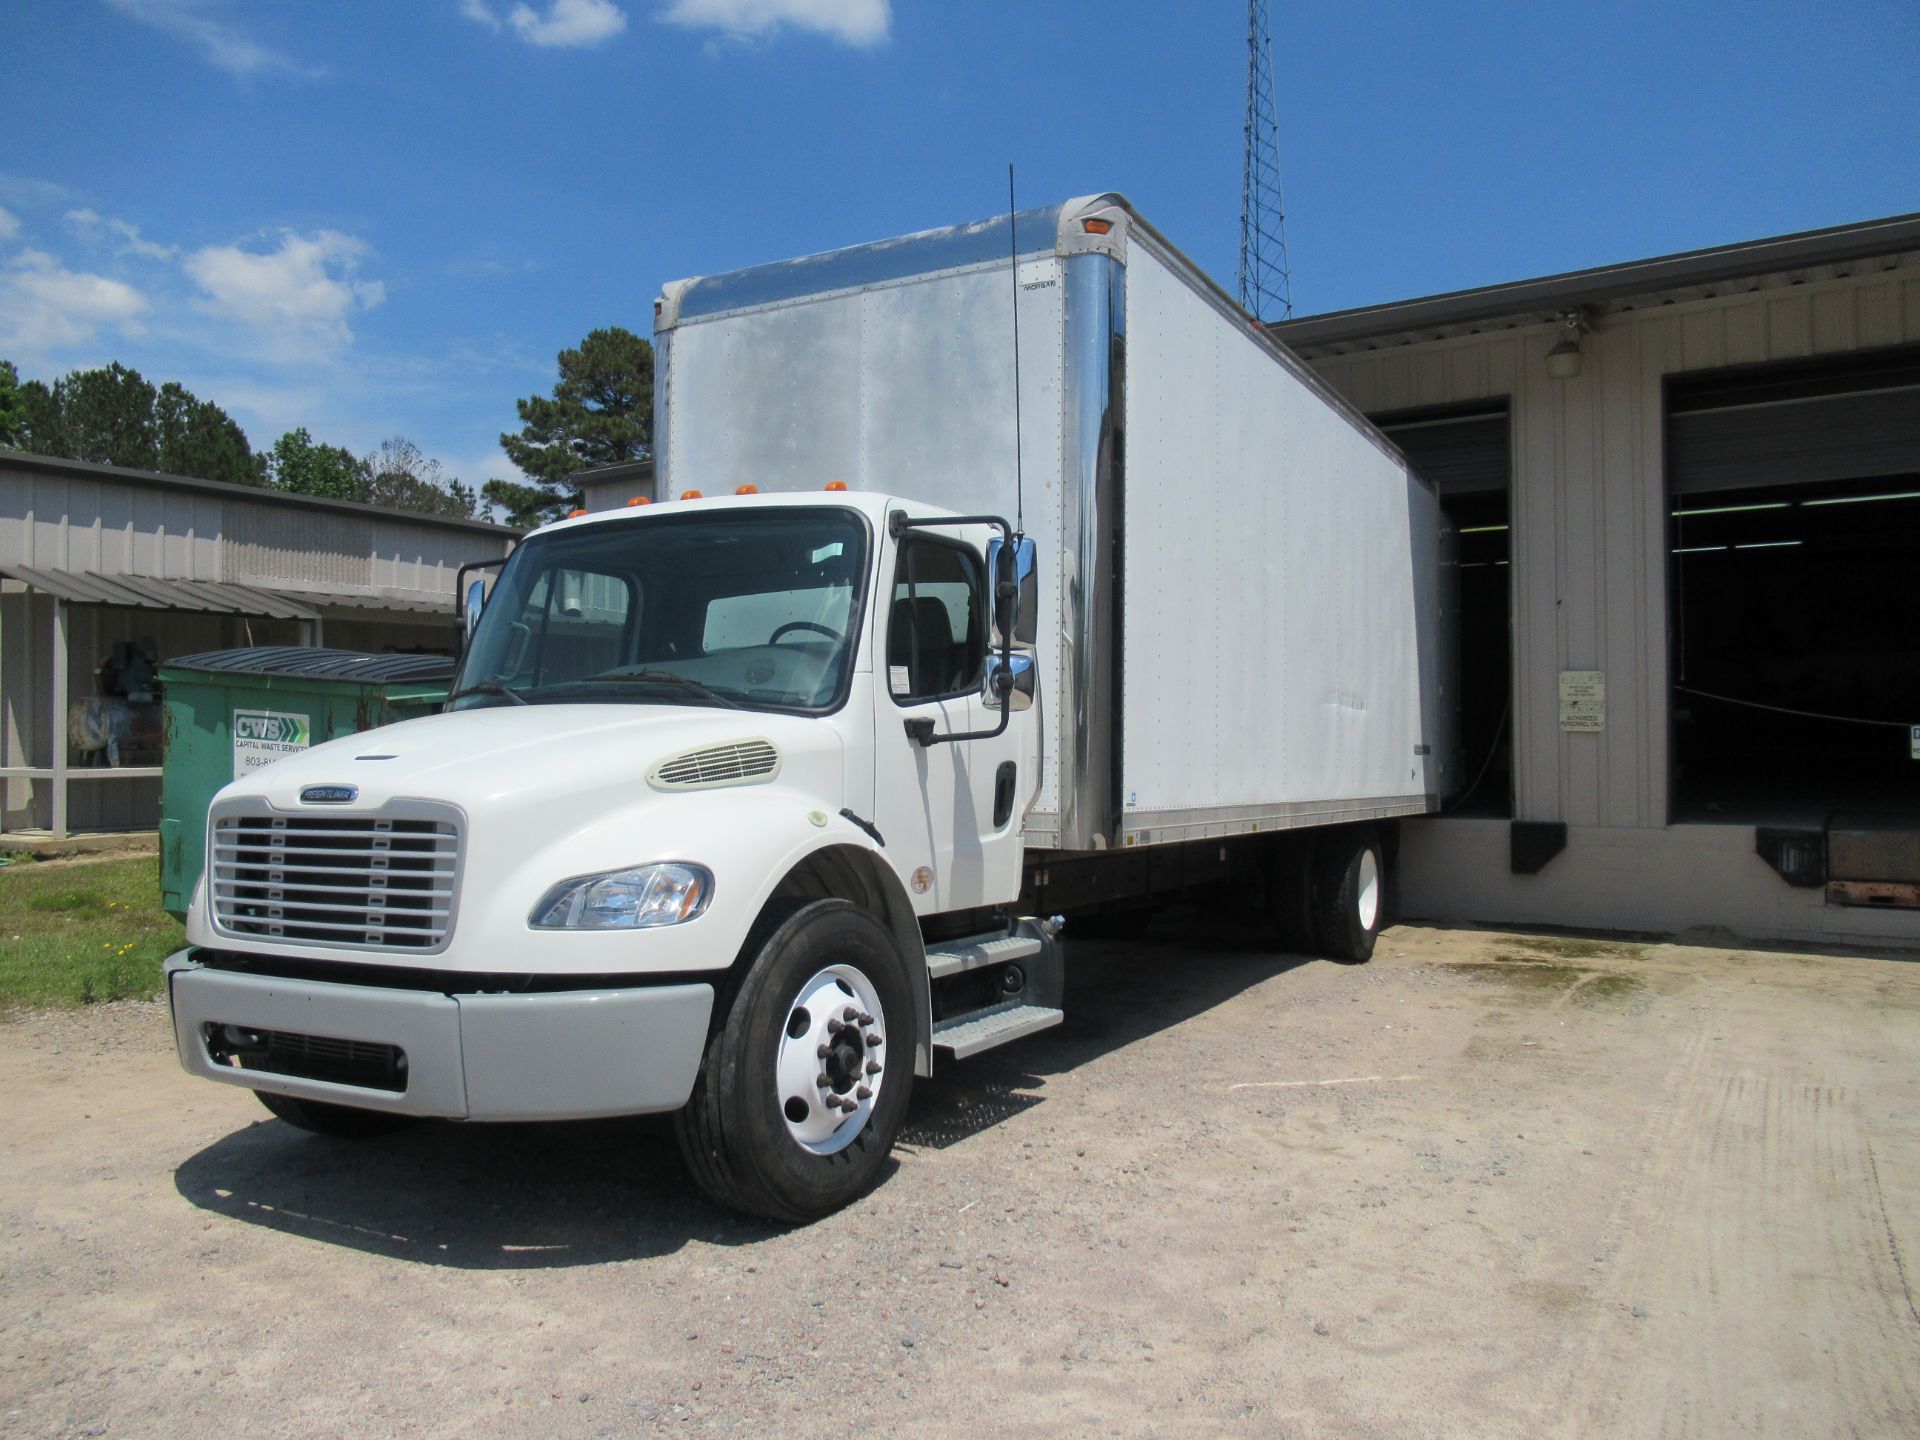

[889,597,961,696]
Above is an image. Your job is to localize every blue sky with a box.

[3,0,1915,505]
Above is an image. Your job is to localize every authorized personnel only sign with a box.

[233,708,312,779]
[1558,671,1606,733]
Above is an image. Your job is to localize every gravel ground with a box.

[3,917,1917,1438]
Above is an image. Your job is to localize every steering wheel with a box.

[769,620,842,645]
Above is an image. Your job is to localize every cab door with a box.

[869,524,1028,916]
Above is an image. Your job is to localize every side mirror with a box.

[457,556,505,643]
[986,535,1038,648]
[463,579,489,639]
[982,652,1037,713]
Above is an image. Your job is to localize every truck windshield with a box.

[451,507,868,714]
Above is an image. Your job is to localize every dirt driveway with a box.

[3,920,1917,1438]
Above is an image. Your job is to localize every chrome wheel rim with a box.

[776,964,886,1155]
[1356,848,1381,933]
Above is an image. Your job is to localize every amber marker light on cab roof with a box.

[680,489,703,500]
[567,508,588,518]
[824,481,848,492]
[735,484,759,495]
[1082,217,1113,234]
[626,496,651,506]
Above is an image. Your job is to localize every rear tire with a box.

[675,898,914,1224]
[256,1090,416,1138]
[1311,826,1385,963]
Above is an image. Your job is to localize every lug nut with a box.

[843,1007,859,1022]
[855,1085,872,1100]
[839,1097,859,1113]
[817,1042,831,1058]
[816,1075,833,1089]
[866,1033,882,1047]
[865,1061,882,1075]
[827,1018,846,1035]
[857,1012,874,1025]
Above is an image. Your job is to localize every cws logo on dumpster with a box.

[232,709,312,779]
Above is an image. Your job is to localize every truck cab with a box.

[166,490,1058,1222]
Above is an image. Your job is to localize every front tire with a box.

[256,1090,416,1138]
[1311,826,1385,963]
[675,899,914,1223]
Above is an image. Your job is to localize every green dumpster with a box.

[159,646,457,920]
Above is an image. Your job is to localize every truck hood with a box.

[221,702,843,815]
[191,700,862,974]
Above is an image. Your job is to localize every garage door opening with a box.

[1667,349,1920,825]
[1376,403,1513,817]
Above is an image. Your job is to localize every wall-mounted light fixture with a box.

[1544,310,1588,379]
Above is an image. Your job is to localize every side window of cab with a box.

[887,535,987,704]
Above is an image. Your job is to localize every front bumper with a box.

[165,952,714,1122]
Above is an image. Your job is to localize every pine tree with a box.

[488,327,652,526]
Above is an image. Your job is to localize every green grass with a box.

[0,857,184,1009]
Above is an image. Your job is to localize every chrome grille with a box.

[211,806,460,951]
[650,739,780,790]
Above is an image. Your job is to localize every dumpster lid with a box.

[160,646,457,683]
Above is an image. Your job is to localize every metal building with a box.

[576,458,655,513]
[0,452,517,838]
[1272,211,1920,947]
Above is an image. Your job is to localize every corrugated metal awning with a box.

[0,566,322,620]
[317,592,455,615]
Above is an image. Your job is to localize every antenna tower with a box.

[1238,0,1293,320]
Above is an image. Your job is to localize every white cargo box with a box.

[656,194,1451,851]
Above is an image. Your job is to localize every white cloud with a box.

[101,0,322,78]
[64,207,177,261]
[659,0,888,46]
[503,0,628,47]
[0,205,19,241]
[0,250,150,353]
[459,0,502,29]
[183,230,385,358]
[0,175,72,211]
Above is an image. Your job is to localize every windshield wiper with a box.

[446,680,529,706]
[579,669,746,710]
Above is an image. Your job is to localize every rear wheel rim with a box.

[775,963,887,1156]
[1356,847,1381,933]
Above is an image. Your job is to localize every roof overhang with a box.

[0,567,454,620]
[1269,211,1920,359]
[1,566,322,620]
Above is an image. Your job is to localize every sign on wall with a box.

[1559,671,1606,733]
[233,708,312,779]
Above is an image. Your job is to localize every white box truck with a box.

[165,194,1453,1221]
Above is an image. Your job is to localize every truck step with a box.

[925,932,1044,981]
[932,1002,1063,1060]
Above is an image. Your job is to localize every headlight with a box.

[530,862,713,930]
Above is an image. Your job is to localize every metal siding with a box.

[1120,243,1437,827]
[1857,276,1905,349]
[224,502,375,589]
[1310,265,1920,842]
